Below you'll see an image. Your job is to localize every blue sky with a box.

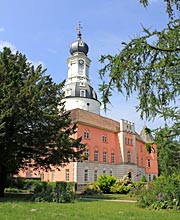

[0,0,169,132]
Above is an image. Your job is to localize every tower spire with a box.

[75,22,83,40]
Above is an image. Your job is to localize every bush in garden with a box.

[129,181,146,196]
[54,182,75,203]
[33,181,76,203]
[140,175,147,182]
[96,175,116,194]
[23,179,42,192]
[137,174,180,210]
[83,182,101,195]
[111,184,130,194]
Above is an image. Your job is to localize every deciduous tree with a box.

[99,0,180,173]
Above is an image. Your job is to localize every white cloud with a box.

[0,27,5,32]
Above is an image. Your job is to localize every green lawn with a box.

[0,195,179,220]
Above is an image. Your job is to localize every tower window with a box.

[80,90,86,97]
[148,159,151,167]
[67,89,72,96]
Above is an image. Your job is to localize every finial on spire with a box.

[75,21,82,31]
[75,22,83,40]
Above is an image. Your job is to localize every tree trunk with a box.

[0,165,7,197]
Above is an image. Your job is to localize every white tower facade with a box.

[63,26,101,114]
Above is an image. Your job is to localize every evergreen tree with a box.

[0,48,85,197]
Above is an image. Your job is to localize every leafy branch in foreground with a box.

[99,19,180,122]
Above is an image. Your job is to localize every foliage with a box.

[96,175,116,194]
[0,47,85,197]
[140,175,147,182]
[140,0,180,19]
[137,175,180,210]
[82,182,101,195]
[154,127,180,175]
[111,184,130,194]
[99,19,180,122]
[99,1,179,130]
[110,176,132,194]
[32,181,76,203]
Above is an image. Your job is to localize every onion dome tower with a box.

[63,24,101,114]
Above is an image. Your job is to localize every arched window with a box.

[94,170,98,182]
[84,129,90,139]
[127,151,131,164]
[84,169,88,182]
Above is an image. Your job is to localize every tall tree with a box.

[0,48,85,197]
[99,1,180,173]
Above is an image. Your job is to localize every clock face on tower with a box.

[79,59,84,65]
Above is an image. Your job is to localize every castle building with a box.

[19,26,158,186]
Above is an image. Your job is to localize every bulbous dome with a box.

[69,31,89,56]
[65,82,98,100]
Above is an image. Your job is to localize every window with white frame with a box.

[103,152,107,162]
[65,169,70,181]
[94,151,98,162]
[102,134,107,142]
[84,130,89,139]
[111,153,115,163]
[94,170,98,182]
[84,149,89,160]
[51,170,55,182]
[149,174,151,181]
[127,151,131,164]
[84,169,88,182]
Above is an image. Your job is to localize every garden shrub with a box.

[96,175,116,194]
[111,184,130,194]
[137,174,180,210]
[140,175,147,182]
[83,183,101,195]
[54,182,75,203]
[24,179,42,192]
[32,181,76,203]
